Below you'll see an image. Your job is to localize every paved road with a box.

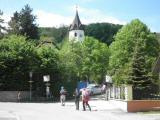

[0,98,160,120]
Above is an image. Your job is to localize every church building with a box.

[69,9,84,42]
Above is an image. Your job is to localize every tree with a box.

[33,43,61,96]
[0,35,60,93]
[129,39,153,99]
[59,36,110,88]
[109,19,159,85]
[0,35,36,90]
[81,37,110,83]
[8,11,21,35]
[58,37,109,96]
[8,4,39,40]
[156,33,160,43]
[36,45,59,73]
[39,26,68,43]
[84,23,122,45]
[59,39,82,83]
[130,39,150,87]
[19,4,39,39]
[0,10,6,38]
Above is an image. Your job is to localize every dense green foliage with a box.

[39,26,68,43]
[0,35,110,97]
[33,43,61,97]
[81,37,110,83]
[109,19,159,87]
[59,37,110,85]
[56,37,110,96]
[156,33,160,43]
[8,5,39,40]
[130,39,152,88]
[0,35,36,90]
[84,23,122,45]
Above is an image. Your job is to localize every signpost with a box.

[43,75,50,99]
[29,71,33,101]
[105,75,112,100]
[105,75,112,83]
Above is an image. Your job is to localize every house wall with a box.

[0,91,29,102]
[109,100,160,112]
[69,30,84,42]
[127,100,160,112]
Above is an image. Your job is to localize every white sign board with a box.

[43,75,50,82]
[105,75,112,83]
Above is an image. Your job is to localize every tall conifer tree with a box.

[130,39,152,99]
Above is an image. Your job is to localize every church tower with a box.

[69,9,84,42]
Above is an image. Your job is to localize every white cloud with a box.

[35,9,126,28]
[2,13,11,23]
[34,10,73,27]
[68,5,127,25]
[1,13,11,30]
[1,7,127,28]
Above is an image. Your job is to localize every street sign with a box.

[105,75,112,83]
[43,75,50,82]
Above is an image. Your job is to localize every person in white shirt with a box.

[81,88,91,111]
[60,86,67,106]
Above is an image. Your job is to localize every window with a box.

[74,32,77,37]
[80,34,82,37]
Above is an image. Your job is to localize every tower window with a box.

[80,34,82,37]
[74,32,77,37]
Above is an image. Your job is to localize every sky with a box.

[0,0,160,32]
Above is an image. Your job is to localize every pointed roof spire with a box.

[76,4,78,11]
[69,5,83,31]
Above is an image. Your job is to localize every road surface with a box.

[0,98,160,120]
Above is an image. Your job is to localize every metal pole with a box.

[46,83,48,99]
[46,83,50,100]
[29,81,32,101]
[43,75,50,100]
[29,72,33,101]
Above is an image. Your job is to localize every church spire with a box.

[69,6,83,31]
[76,4,78,12]
[69,5,85,42]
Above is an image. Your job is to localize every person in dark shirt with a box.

[73,88,80,110]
